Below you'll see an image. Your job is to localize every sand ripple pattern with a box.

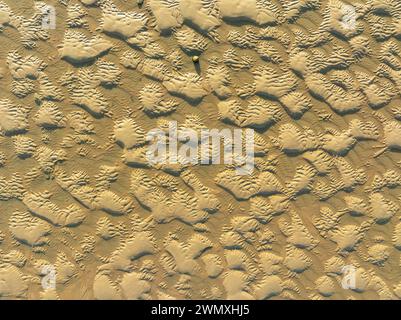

[0,0,401,300]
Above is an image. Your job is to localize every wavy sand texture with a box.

[1,0,401,300]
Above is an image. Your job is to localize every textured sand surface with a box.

[1,0,401,300]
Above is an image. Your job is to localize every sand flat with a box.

[0,0,400,300]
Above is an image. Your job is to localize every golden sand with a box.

[0,0,400,300]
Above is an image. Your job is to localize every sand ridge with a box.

[0,0,400,300]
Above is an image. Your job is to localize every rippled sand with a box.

[0,0,401,300]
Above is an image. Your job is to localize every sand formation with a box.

[0,0,401,300]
